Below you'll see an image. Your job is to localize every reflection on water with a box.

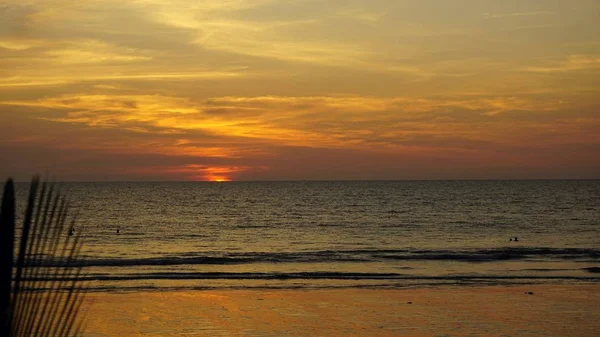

[14,180,600,290]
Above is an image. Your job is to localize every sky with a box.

[0,0,599,181]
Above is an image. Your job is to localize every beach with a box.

[82,284,600,337]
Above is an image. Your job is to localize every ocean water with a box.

[12,180,600,291]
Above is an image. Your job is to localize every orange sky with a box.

[1,0,599,181]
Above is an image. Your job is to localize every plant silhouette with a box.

[1,177,87,337]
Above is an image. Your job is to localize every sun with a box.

[209,176,231,182]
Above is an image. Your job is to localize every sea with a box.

[12,180,600,292]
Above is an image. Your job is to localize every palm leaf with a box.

[1,177,87,337]
[1,179,16,337]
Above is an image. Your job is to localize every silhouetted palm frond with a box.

[1,177,87,337]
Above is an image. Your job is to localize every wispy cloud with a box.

[0,71,244,87]
[43,40,152,64]
[525,55,600,73]
[1,93,567,156]
[483,11,554,19]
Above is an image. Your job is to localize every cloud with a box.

[525,55,600,73]
[483,11,554,19]
[0,1,251,88]
[1,93,568,157]
[0,71,244,88]
[0,0,599,180]
[43,40,152,64]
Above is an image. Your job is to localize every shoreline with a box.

[82,283,600,336]
[80,279,600,293]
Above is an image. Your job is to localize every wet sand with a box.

[82,284,600,336]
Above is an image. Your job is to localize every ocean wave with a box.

[26,247,600,267]
[22,271,600,282]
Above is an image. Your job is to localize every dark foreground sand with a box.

[82,284,599,336]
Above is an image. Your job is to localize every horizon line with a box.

[7,178,600,183]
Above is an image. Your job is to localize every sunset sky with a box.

[1,0,599,181]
